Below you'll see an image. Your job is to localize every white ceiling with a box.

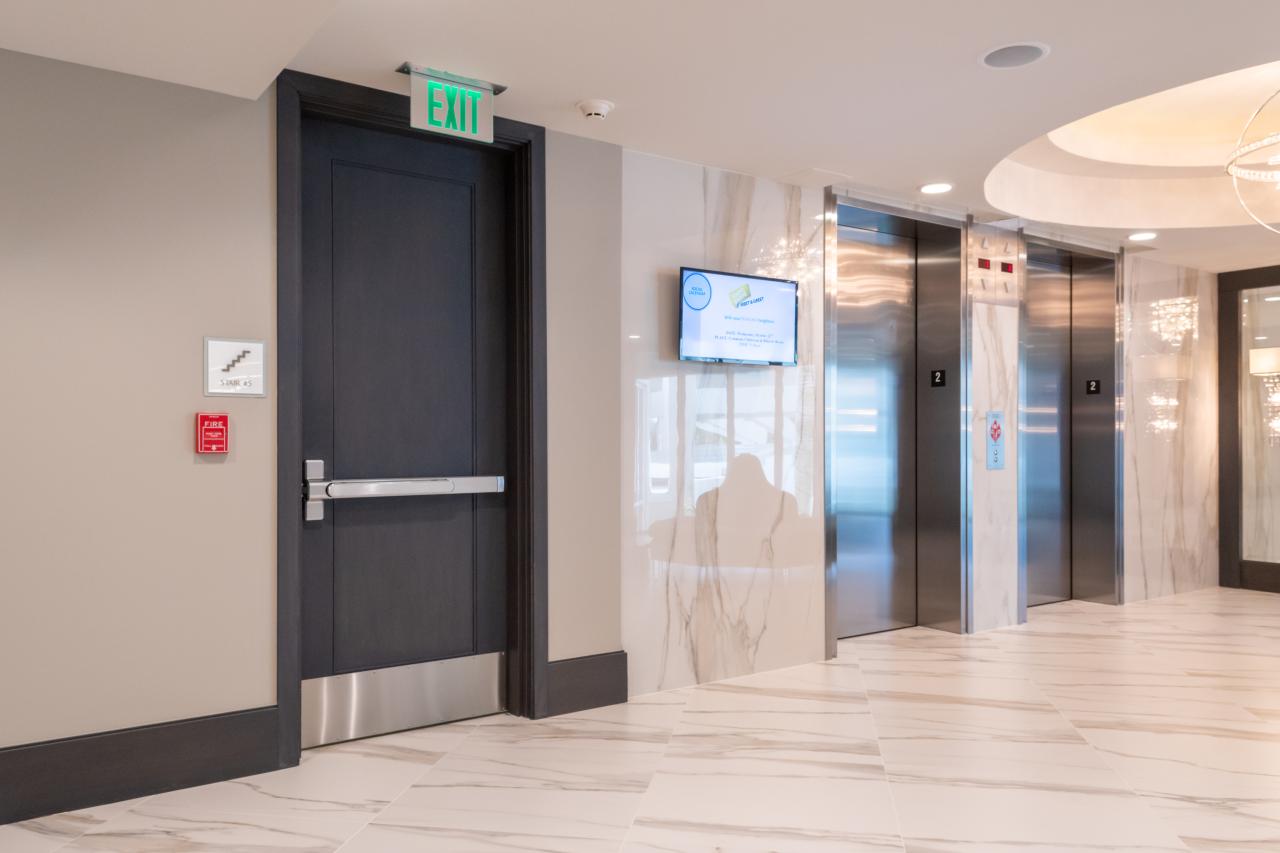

[287,0,1280,272]
[6,0,1280,271]
[0,0,336,98]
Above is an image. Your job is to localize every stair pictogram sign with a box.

[222,349,252,372]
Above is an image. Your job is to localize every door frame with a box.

[275,70,549,766]
[1219,264,1280,592]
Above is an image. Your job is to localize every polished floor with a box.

[5,587,1280,852]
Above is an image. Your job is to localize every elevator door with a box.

[1024,245,1072,605]
[1070,254,1119,604]
[298,115,511,745]
[833,225,916,637]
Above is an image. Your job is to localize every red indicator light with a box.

[1001,261,1014,273]
[978,258,991,270]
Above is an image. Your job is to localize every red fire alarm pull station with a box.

[196,413,230,454]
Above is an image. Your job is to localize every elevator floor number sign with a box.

[986,411,1005,470]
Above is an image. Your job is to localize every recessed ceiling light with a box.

[1257,336,1269,341]
[1128,231,1158,242]
[1265,296,1280,302]
[982,43,1049,69]
[920,182,953,195]
[628,334,641,340]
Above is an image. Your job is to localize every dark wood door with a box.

[300,116,511,678]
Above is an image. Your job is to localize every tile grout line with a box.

[998,615,1198,852]
[839,640,910,853]
[45,795,156,853]
[613,688,697,850]
[329,721,484,853]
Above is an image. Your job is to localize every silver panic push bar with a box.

[303,459,504,522]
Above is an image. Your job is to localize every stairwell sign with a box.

[402,63,502,144]
[204,338,266,397]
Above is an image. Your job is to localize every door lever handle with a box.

[303,459,504,522]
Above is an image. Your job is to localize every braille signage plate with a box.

[1086,379,1102,395]
[405,65,496,143]
[205,338,266,397]
[930,369,946,387]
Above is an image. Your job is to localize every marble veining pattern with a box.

[969,224,1021,631]
[620,152,826,695]
[1123,256,1218,602]
[9,587,1280,852]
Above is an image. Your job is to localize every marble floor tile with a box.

[10,587,1280,853]
[622,773,905,852]
[621,659,903,851]
[142,732,463,818]
[62,804,359,852]
[0,798,149,853]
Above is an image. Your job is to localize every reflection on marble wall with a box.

[969,224,1021,631]
[621,152,825,695]
[1241,284,1280,562]
[1123,255,1218,601]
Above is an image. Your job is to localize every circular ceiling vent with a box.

[982,43,1049,69]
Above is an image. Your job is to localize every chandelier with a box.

[1227,87,1280,234]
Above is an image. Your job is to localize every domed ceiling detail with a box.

[986,60,1280,230]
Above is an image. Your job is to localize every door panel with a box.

[915,223,964,632]
[833,225,917,637]
[1070,255,1119,603]
[330,162,474,480]
[1024,244,1072,605]
[300,116,510,679]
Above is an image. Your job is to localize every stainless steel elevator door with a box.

[834,225,916,637]
[1070,254,1120,604]
[1024,245,1072,605]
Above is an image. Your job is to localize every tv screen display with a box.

[679,267,798,366]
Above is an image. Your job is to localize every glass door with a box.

[1240,286,1280,566]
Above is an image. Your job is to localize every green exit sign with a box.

[401,63,500,143]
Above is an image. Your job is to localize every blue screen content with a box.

[679,269,797,365]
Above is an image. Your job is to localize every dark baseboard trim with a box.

[542,650,628,717]
[0,706,279,825]
[1241,561,1280,594]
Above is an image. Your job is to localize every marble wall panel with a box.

[620,152,825,694]
[970,224,1021,631]
[1122,255,1218,601]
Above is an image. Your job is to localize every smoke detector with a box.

[577,99,614,120]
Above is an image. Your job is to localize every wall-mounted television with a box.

[678,267,798,366]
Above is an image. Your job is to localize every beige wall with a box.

[0,50,277,747]
[0,51,627,748]
[545,131,623,661]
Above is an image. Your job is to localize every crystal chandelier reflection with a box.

[1146,388,1181,436]
[1226,87,1280,234]
[1148,296,1198,347]
[1257,375,1280,444]
[752,235,821,289]
[1251,346,1280,444]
